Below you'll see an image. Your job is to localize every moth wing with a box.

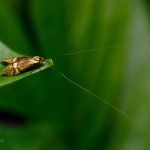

[2,65,15,76]
[1,56,31,64]
[17,61,35,71]
[15,56,31,62]
[1,58,14,64]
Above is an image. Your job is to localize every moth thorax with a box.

[13,62,18,68]
[13,58,17,62]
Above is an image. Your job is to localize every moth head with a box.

[33,56,44,63]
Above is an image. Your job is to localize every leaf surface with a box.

[0,42,53,87]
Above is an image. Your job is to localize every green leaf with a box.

[0,41,53,87]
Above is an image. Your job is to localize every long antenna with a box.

[64,45,125,56]
[52,45,125,60]
[53,67,150,135]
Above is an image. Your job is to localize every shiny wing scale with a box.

[17,61,38,72]
[2,58,14,64]
[15,57,31,63]
[2,65,15,76]
[1,56,30,64]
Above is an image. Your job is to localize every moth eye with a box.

[0,109,26,128]
[40,57,44,62]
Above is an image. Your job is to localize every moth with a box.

[1,56,44,76]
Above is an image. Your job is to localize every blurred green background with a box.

[0,0,150,149]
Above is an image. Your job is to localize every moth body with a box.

[1,56,44,76]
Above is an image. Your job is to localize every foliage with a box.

[0,42,53,87]
[0,0,150,150]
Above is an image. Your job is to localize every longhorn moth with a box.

[1,56,44,76]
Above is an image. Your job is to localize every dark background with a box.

[0,0,150,149]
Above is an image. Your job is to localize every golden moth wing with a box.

[2,58,14,64]
[1,56,30,64]
[2,65,15,76]
[17,61,36,71]
[15,56,31,62]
